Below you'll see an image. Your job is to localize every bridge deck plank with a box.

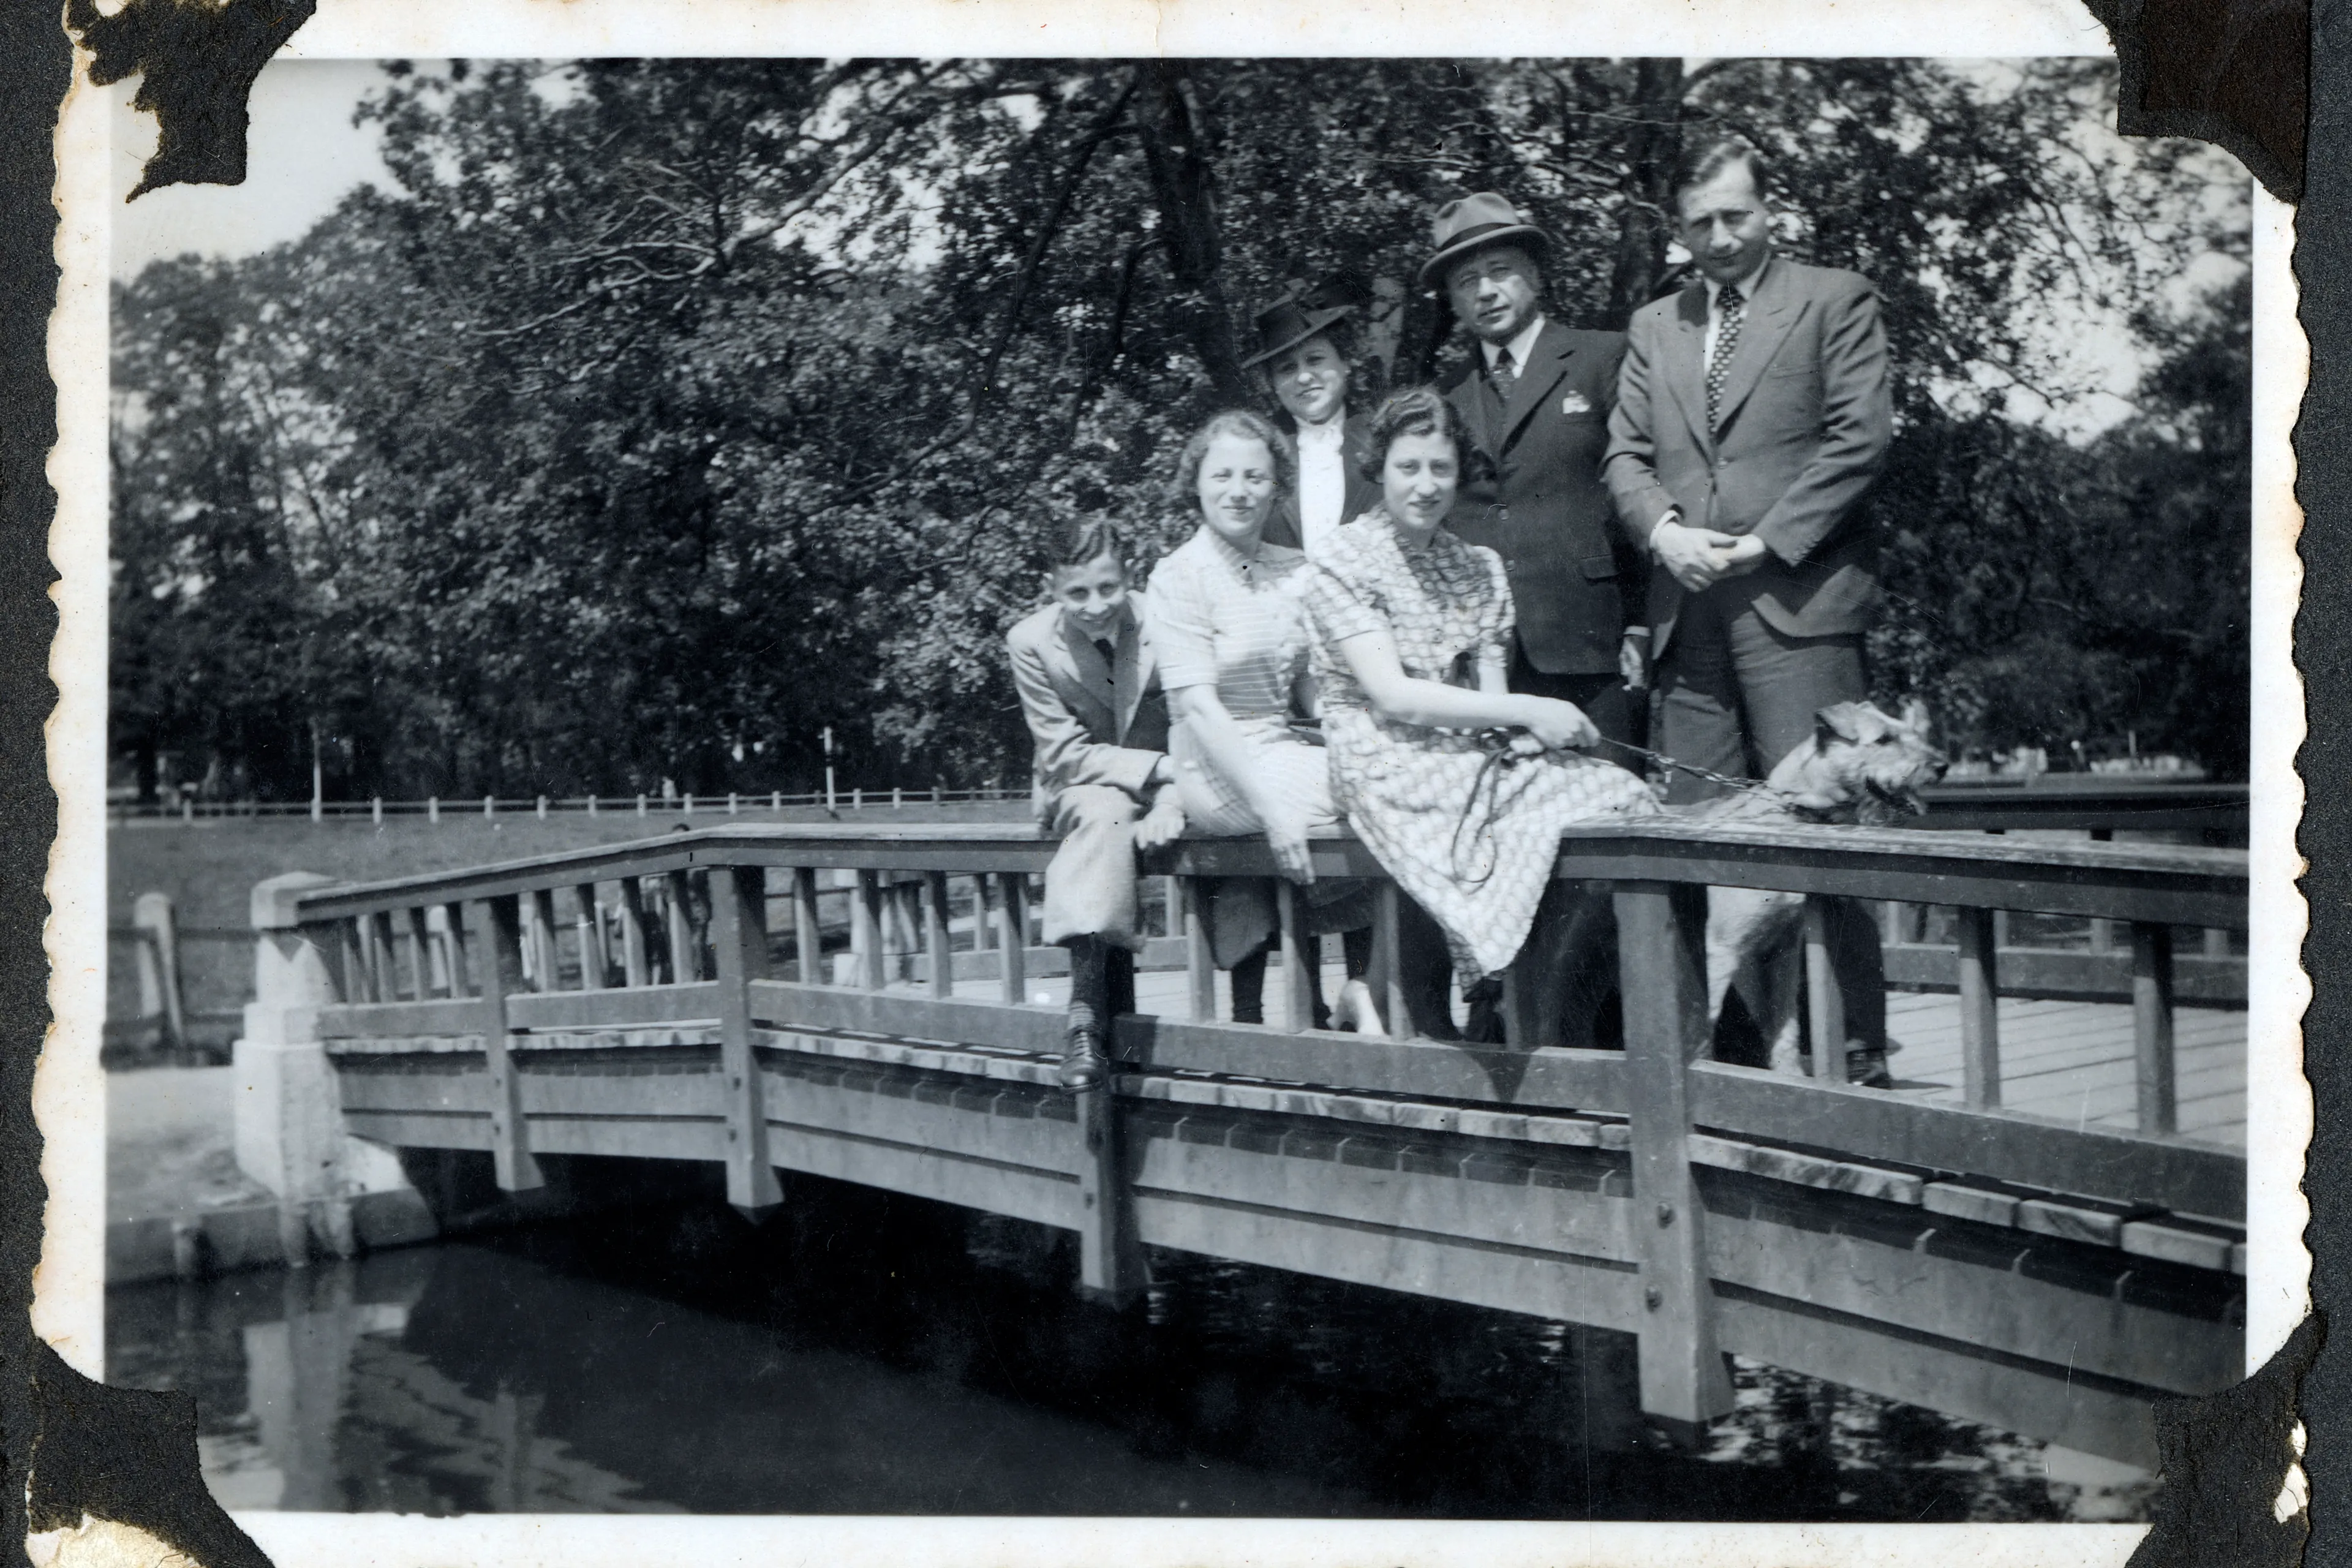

[1886,993,2246,1149]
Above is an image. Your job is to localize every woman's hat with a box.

[1419,192,1551,288]
[1239,288,1354,370]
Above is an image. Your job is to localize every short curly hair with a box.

[1357,385,1468,486]
[1166,409,1296,510]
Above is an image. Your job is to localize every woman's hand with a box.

[1261,804,1317,884]
[1517,697,1601,752]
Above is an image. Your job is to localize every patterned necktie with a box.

[1706,289,1745,430]
[1490,345,1517,390]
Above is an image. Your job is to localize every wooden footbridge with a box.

[236,814,2248,1470]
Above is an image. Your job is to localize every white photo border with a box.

[42,2,2307,1561]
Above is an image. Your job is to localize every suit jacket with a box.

[1443,321,1643,676]
[1262,413,1382,552]
[1006,597,1172,824]
[1603,257,1893,657]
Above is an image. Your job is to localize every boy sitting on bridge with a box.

[1006,519,1186,1090]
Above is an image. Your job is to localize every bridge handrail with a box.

[278,819,2246,930]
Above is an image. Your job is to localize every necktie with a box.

[1490,346,1517,389]
[1093,637,1116,671]
[1706,290,1744,430]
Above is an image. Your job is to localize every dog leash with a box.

[1593,736,1764,794]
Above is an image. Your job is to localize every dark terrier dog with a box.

[1691,699,1946,1079]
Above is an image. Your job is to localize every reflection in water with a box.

[107,1175,2149,1520]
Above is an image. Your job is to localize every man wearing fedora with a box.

[1602,135,1896,1085]
[1240,285,1382,557]
[1427,192,1649,752]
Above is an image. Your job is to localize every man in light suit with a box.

[1006,518,1185,1088]
[1604,135,1898,1084]
[1430,193,1648,748]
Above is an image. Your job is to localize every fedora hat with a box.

[1419,192,1551,288]
[1238,288,1355,370]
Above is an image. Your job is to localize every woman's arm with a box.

[1170,684,1317,882]
[1333,628,1599,750]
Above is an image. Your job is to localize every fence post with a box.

[483,795,495,820]
[130,891,186,1051]
[1614,878,1735,1438]
[428,796,440,824]
[472,895,546,1192]
[588,794,598,818]
[710,865,784,1216]
[371,796,383,826]
[637,793,648,817]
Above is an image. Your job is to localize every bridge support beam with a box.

[473,895,547,1193]
[1615,879,1736,1438]
[712,866,784,1217]
[1073,1082,1145,1307]
[235,872,437,1264]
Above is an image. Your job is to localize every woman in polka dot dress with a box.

[1299,387,1661,1036]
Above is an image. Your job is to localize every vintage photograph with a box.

[78,39,2267,1539]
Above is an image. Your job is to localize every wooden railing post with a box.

[710,865,784,1216]
[529,888,560,991]
[854,870,888,990]
[401,906,432,1000]
[1615,878,1735,1436]
[997,872,1028,1003]
[438,901,470,997]
[1182,876,1215,1021]
[663,870,696,983]
[793,868,822,986]
[1275,881,1312,1033]
[2132,921,2177,1134]
[924,870,954,998]
[1801,897,1845,1077]
[472,895,545,1193]
[1373,883,1412,1041]
[1956,905,2001,1108]
[573,883,604,990]
[617,880,651,987]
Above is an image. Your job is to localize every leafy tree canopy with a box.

[110,56,2252,801]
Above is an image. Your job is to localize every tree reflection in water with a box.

[105,1172,2144,1520]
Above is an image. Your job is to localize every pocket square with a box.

[1559,391,1593,416]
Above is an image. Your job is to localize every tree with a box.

[109,56,2252,796]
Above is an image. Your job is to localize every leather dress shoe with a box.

[1057,1026,1109,1090]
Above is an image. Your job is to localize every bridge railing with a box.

[265,818,2247,1431]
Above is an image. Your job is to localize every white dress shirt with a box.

[1479,313,1548,381]
[1294,416,1348,558]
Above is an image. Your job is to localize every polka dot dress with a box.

[1302,510,1661,981]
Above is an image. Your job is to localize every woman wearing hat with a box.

[1243,288,1382,560]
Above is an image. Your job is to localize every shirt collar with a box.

[1202,525,1271,578]
[1295,417,1346,450]
[1480,313,1548,372]
[1704,254,1773,309]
